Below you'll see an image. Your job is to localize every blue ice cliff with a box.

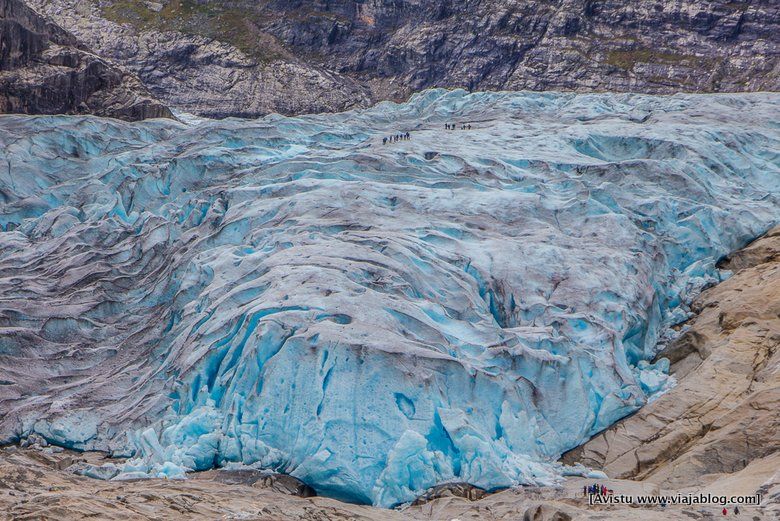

[0,90,778,507]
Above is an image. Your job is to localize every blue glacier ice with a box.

[0,90,778,507]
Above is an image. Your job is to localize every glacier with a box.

[0,89,778,507]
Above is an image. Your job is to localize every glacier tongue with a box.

[0,89,779,507]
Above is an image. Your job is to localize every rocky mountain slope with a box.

[0,0,171,120]
[26,0,780,118]
[2,227,778,519]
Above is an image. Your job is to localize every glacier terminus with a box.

[0,89,778,507]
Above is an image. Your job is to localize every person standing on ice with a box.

[382,137,387,145]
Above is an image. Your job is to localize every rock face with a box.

[24,0,780,118]
[24,0,371,118]
[563,225,780,516]
[0,0,171,120]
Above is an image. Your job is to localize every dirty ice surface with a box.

[1,90,778,507]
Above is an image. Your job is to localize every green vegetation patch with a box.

[98,0,290,62]
[605,49,706,71]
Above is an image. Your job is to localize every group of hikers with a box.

[383,132,410,145]
[379,124,473,145]
[584,483,612,496]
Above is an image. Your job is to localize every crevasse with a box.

[0,90,778,507]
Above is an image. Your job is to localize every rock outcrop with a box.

[24,0,371,118]
[25,0,780,118]
[563,225,780,515]
[0,0,171,120]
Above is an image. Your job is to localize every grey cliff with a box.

[26,0,780,118]
[0,0,171,120]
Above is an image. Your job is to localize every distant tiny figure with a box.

[405,132,410,139]
[468,124,471,130]
[382,137,387,145]
[734,506,739,515]
[722,507,727,516]
[445,123,449,130]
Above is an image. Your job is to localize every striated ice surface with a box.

[1,89,779,507]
